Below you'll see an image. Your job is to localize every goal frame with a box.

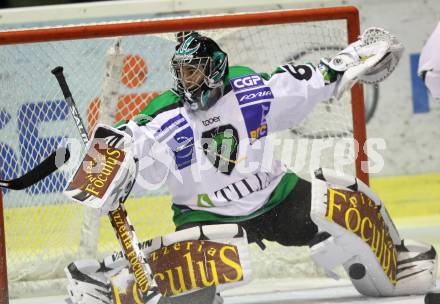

[0,6,367,302]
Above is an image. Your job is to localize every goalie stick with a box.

[51,66,160,302]
[0,146,70,190]
[51,67,89,144]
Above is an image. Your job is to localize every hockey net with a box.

[0,7,367,299]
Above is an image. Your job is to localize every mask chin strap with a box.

[184,91,192,100]
[207,78,223,89]
[183,79,225,112]
[183,91,200,111]
[189,103,199,111]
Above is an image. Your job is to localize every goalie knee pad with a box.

[309,168,437,296]
[66,224,250,303]
[143,224,252,298]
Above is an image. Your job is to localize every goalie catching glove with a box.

[320,27,404,99]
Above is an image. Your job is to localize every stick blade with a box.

[0,147,70,190]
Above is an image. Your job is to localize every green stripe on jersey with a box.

[226,65,270,82]
[172,172,300,227]
[136,90,181,124]
[114,89,182,127]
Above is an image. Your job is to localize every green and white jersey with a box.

[124,64,336,227]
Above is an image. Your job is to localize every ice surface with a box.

[10,278,438,304]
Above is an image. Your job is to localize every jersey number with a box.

[283,64,313,81]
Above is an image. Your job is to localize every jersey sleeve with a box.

[419,22,440,101]
[117,90,182,193]
[124,120,172,194]
[265,63,336,132]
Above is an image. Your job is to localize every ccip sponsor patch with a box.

[230,74,264,92]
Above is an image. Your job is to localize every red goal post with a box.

[0,6,367,301]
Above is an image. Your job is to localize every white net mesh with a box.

[0,12,364,297]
